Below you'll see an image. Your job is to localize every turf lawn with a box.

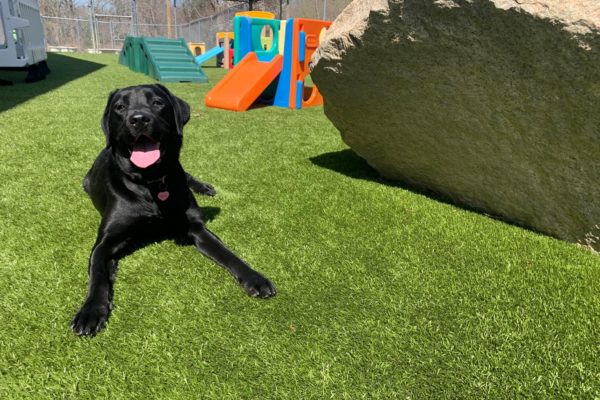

[0,53,598,399]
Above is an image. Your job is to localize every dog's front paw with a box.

[199,183,217,197]
[239,272,276,299]
[189,181,216,197]
[71,301,111,336]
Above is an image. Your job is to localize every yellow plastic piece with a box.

[235,11,275,19]
[215,32,235,41]
[188,42,206,56]
[278,20,287,55]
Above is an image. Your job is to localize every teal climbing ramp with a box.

[119,36,208,83]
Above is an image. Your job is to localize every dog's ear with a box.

[172,95,190,136]
[154,84,190,136]
[100,89,118,146]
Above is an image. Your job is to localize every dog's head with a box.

[101,84,190,170]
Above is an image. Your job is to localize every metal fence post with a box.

[89,0,97,51]
[131,0,138,36]
[109,20,114,49]
[76,18,82,49]
[173,0,178,38]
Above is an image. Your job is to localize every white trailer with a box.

[0,0,48,82]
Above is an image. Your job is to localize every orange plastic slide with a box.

[205,52,283,111]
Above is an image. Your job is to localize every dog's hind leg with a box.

[185,207,275,299]
[186,172,216,196]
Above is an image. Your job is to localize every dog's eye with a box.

[115,104,126,112]
[152,100,164,107]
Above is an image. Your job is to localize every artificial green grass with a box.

[0,53,598,399]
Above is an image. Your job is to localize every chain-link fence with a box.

[285,0,352,21]
[42,0,354,52]
[43,4,251,51]
[43,16,169,51]
[43,16,91,50]
[177,3,246,46]
[95,15,133,50]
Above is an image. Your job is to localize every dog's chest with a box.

[137,184,189,220]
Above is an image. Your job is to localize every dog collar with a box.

[147,175,170,201]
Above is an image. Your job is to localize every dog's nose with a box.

[129,113,151,126]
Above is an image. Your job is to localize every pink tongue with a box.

[130,137,160,168]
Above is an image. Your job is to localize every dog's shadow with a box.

[200,206,221,223]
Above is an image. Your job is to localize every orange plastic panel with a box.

[205,52,283,111]
[289,19,331,109]
[305,34,319,48]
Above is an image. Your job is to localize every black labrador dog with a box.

[71,84,275,336]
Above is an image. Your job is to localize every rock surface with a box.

[311,0,600,250]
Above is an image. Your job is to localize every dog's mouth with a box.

[130,135,161,169]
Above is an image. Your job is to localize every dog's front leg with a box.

[71,231,123,336]
[186,209,276,299]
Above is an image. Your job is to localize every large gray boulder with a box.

[311,0,600,251]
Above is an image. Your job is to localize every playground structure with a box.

[194,44,224,66]
[213,31,234,69]
[192,32,232,68]
[0,0,49,82]
[119,36,207,83]
[194,11,277,70]
[205,15,331,111]
[236,11,275,53]
[116,10,328,94]
[188,42,206,56]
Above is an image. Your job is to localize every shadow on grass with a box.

[310,149,549,236]
[310,149,380,182]
[311,148,491,208]
[201,206,221,223]
[0,53,105,113]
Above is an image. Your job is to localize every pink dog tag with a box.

[157,191,170,201]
